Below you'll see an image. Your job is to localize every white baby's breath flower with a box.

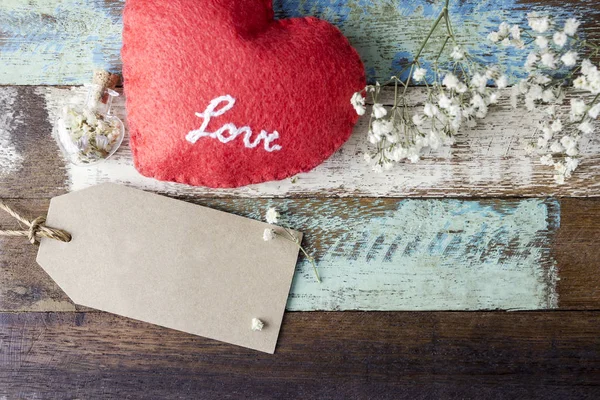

[578,120,595,134]
[442,73,460,89]
[525,53,539,71]
[413,67,427,82]
[528,84,543,100]
[438,94,452,109]
[540,154,554,166]
[423,102,438,117]
[427,130,441,150]
[564,18,580,36]
[412,114,424,126]
[251,318,264,331]
[265,207,279,224]
[525,96,536,111]
[565,157,579,172]
[263,228,275,241]
[566,146,579,156]
[528,13,550,33]
[351,92,366,116]
[495,75,508,89]
[540,52,556,69]
[551,119,563,133]
[534,74,552,85]
[535,36,549,49]
[581,59,594,75]
[408,149,420,163]
[560,135,575,149]
[542,90,555,103]
[510,25,521,40]
[553,31,568,48]
[571,99,587,117]
[550,140,564,153]
[372,119,393,136]
[588,103,600,119]
[450,46,465,60]
[372,103,387,119]
[471,73,488,93]
[489,92,499,104]
[488,31,500,43]
[561,51,578,67]
[554,161,567,175]
[363,153,372,164]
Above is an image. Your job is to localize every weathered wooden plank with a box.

[0,196,565,312]
[1,0,599,84]
[2,85,598,199]
[0,87,68,200]
[0,311,599,398]
[554,198,600,309]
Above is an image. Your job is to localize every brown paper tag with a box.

[37,183,300,353]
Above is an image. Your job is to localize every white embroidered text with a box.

[186,95,282,152]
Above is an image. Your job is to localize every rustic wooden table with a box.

[1,0,600,398]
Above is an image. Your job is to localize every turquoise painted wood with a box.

[0,0,597,84]
[284,198,560,310]
[197,197,560,311]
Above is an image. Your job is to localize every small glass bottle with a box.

[55,83,125,166]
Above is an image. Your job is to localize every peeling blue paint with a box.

[285,198,560,311]
[0,0,595,84]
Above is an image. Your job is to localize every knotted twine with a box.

[0,201,71,244]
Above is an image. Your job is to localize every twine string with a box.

[0,201,71,244]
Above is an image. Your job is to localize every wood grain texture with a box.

[2,86,599,199]
[554,198,600,309]
[0,197,560,312]
[1,0,599,84]
[0,311,599,399]
[2,197,600,312]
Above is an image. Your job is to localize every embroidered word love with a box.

[186,95,282,152]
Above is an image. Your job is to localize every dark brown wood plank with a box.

[555,199,600,309]
[0,311,599,399]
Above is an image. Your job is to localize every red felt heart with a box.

[122,0,365,188]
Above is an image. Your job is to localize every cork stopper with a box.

[91,70,121,104]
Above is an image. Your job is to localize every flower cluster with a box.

[262,207,321,283]
[56,105,122,165]
[501,13,599,183]
[351,8,507,172]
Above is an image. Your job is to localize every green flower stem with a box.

[435,36,452,64]
[281,228,321,284]
[413,1,449,62]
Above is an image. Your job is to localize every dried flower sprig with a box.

[491,13,599,183]
[351,0,506,171]
[55,71,124,166]
[262,207,321,283]
[57,103,122,164]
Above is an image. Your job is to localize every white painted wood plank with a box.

[38,86,600,197]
